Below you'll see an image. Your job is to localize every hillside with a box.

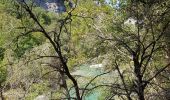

[0,0,170,100]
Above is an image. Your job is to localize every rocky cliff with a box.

[35,0,74,13]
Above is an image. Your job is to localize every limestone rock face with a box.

[35,0,74,13]
[46,2,66,12]
[17,0,66,12]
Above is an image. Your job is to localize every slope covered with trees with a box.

[0,0,170,100]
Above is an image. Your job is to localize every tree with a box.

[10,0,115,99]
[96,0,170,99]
[12,0,83,99]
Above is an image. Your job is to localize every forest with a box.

[0,0,170,100]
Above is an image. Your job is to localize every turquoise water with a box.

[70,64,119,99]
[84,91,101,100]
[69,88,101,100]
[72,64,104,77]
[70,64,105,99]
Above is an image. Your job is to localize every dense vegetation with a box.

[0,0,170,100]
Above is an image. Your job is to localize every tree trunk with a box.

[133,57,145,100]
[138,87,145,100]
[60,71,71,100]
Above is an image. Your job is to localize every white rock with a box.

[90,64,103,68]
[124,18,137,25]
[34,95,49,100]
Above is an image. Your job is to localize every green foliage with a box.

[41,13,51,25]
[0,0,170,99]
[0,47,5,62]
[0,66,7,83]
[26,81,50,100]
[13,34,43,58]
[0,47,7,84]
[31,82,49,94]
